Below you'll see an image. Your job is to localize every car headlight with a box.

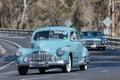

[57,48,65,56]
[105,40,108,44]
[102,40,107,44]
[16,49,22,57]
[24,57,30,62]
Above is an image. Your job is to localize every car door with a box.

[74,31,83,61]
[70,31,83,65]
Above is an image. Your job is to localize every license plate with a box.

[29,61,48,67]
[91,44,96,47]
[30,61,48,64]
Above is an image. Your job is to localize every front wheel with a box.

[18,66,28,75]
[39,68,46,74]
[101,47,105,51]
[80,64,88,71]
[62,56,72,73]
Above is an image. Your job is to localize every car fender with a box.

[16,48,33,63]
[59,46,73,61]
[81,47,89,63]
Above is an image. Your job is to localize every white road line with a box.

[21,76,51,80]
[0,39,21,70]
[70,73,79,76]
[0,39,22,48]
[101,70,108,73]
[71,79,86,80]
[0,61,15,70]
[46,68,60,72]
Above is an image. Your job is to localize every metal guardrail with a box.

[0,30,120,46]
[107,38,120,46]
[0,30,33,36]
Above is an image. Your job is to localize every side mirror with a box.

[27,36,31,42]
[79,39,84,43]
[27,36,30,39]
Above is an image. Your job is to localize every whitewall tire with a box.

[62,56,72,72]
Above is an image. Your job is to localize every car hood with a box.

[80,36,102,41]
[32,40,68,51]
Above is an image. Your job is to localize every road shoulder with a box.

[0,45,6,56]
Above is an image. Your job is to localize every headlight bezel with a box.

[102,40,108,44]
[57,48,65,56]
[16,49,22,57]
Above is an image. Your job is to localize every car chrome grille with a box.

[84,41,101,45]
[26,51,53,62]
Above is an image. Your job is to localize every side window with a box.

[70,31,78,41]
[70,32,74,41]
[75,31,79,40]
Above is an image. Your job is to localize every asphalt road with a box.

[0,36,120,80]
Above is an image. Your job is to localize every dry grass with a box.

[0,0,120,36]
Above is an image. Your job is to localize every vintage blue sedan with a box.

[80,31,107,50]
[16,26,89,75]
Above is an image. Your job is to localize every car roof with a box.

[34,26,77,32]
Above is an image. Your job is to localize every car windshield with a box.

[81,32,102,37]
[34,30,68,40]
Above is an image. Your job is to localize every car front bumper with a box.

[17,60,68,68]
[84,44,106,49]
